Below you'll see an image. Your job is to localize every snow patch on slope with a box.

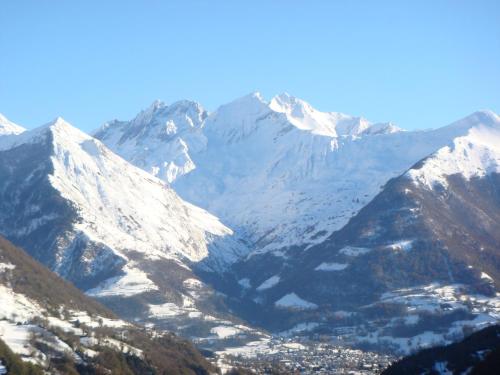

[275,293,318,310]
[210,326,242,339]
[315,262,348,271]
[86,265,158,297]
[386,240,414,252]
[256,275,280,291]
[339,246,371,257]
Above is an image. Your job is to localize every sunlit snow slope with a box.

[97,93,494,258]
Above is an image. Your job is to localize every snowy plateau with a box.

[1,93,500,371]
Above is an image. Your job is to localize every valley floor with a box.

[212,337,395,374]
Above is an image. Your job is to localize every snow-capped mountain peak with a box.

[408,111,500,189]
[132,99,167,125]
[93,100,208,182]
[0,116,84,151]
[269,92,339,137]
[203,92,274,142]
[0,113,26,136]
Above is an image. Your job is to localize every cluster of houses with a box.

[221,339,395,374]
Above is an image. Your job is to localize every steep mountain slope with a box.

[0,235,214,374]
[0,113,25,136]
[223,113,500,354]
[0,117,252,344]
[382,324,500,375]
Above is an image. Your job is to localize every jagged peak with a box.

[203,92,273,141]
[270,92,312,112]
[361,121,403,135]
[42,116,88,138]
[169,99,205,110]
[109,99,207,131]
[131,100,167,124]
[225,91,267,108]
[269,93,351,137]
[0,116,93,152]
[48,116,72,128]
[209,92,270,121]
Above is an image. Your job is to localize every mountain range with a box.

[0,93,499,367]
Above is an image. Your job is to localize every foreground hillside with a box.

[383,324,500,374]
[0,235,214,374]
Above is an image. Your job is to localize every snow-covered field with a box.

[0,260,132,366]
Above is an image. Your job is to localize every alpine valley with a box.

[1,93,499,373]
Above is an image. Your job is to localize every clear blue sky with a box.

[1,0,499,131]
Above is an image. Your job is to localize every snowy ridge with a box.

[269,92,399,137]
[0,113,25,136]
[408,111,500,189]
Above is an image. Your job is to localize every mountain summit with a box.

[94,100,207,183]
